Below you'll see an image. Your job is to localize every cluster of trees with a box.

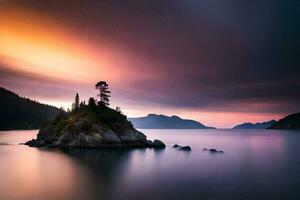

[0,81,122,130]
[70,81,122,114]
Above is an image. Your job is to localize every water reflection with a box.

[62,148,166,199]
[0,130,300,200]
[0,147,89,199]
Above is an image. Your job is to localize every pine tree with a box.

[88,97,97,111]
[95,81,111,106]
[80,101,85,108]
[88,97,96,107]
[73,93,80,111]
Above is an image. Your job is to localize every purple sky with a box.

[0,0,299,128]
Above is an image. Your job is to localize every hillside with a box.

[233,120,276,129]
[268,112,300,129]
[128,114,215,129]
[0,87,61,130]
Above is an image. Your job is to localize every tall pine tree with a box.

[72,93,80,111]
[95,81,111,106]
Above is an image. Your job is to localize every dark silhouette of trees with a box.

[95,81,111,106]
[0,87,61,130]
[72,93,80,111]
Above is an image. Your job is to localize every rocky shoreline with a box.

[25,104,165,149]
[25,138,165,149]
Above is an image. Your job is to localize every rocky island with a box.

[25,81,165,149]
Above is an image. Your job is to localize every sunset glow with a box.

[0,8,119,83]
[0,2,298,128]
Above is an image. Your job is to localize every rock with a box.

[24,105,165,149]
[173,144,191,151]
[178,146,191,151]
[209,148,218,153]
[151,139,166,148]
[203,148,224,153]
[146,140,154,146]
[25,139,36,147]
[25,139,46,147]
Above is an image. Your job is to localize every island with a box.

[128,114,215,129]
[268,112,300,129]
[25,81,165,148]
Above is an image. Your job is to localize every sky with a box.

[0,0,299,128]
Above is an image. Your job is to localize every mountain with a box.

[128,114,215,129]
[0,87,61,130]
[26,102,165,148]
[233,120,277,129]
[268,112,300,129]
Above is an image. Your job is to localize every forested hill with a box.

[0,87,61,130]
[268,112,300,129]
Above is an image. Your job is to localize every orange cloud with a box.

[0,8,155,83]
[0,7,122,83]
[0,6,287,128]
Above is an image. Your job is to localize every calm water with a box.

[0,129,300,200]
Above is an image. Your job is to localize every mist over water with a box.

[0,129,300,200]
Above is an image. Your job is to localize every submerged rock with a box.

[203,148,224,153]
[152,139,166,148]
[25,105,165,149]
[178,146,191,151]
[172,144,191,151]
[209,149,218,153]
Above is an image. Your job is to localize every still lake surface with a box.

[0,129,299,200]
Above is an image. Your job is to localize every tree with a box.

[80,100,86,108]
[72,93,80,111]
[95,81,111,106]
[88,97,97,111]
[116,106,123,114]
[88,97,96,107]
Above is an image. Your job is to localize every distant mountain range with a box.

[269,112,300,129]
[233,120,277,129]
[128,114,215,129]
[1,86,299,131]
[0,87,61,130]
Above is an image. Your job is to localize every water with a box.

[0,129,299,200]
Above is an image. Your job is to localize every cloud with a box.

[0,0,299,127]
